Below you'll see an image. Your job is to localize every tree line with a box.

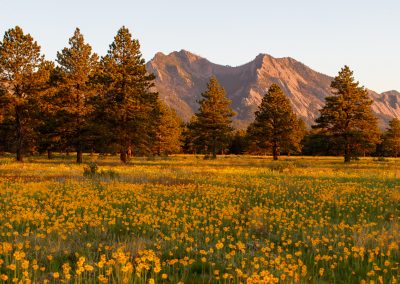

[0,26,399,163]
[184,68,399,163]
[0,26,181,163]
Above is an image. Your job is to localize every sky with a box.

[1,0,398,92]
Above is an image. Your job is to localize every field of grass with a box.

[0,155,399,283]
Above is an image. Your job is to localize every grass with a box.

[0,154,399,283]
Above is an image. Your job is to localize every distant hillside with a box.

[147,50,400,128]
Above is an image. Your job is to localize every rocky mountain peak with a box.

[146,50,400,129]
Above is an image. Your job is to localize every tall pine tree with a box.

[0,26,50,161]
[314,66,379,162]
[54,28,99,163]
[189,76,235,158]
[247,84,301,160]
[96,26,159,163]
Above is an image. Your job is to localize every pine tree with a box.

[54,28,98,163]
[287,118,307,155]
[190,76,235,158]
[247,84,300,160]
[96,26,159,163]
[152,101,182,156]
[37,64,61,159]
[182,118,198,154]
[0,26,50,161]
[382,118,400,157]
[314,66,379,162]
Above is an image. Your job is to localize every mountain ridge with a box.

[146,50,400,128]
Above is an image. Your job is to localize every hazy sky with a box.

[1,0,398,92]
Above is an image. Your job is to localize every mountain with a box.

[146,50,400,128]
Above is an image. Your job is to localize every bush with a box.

[83,162,120,180]
[268,161,296,173]
[83,162,98,177]
[373,156,387,162]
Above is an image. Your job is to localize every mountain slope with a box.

[146,50,400,128]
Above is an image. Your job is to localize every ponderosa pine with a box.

[313,66,379,162]
[247,84,301,160]
[0,26,51,162]
[189,76,235,158]
[96,26,159,163]
[55,28,99,163]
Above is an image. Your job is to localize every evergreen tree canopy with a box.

[152,101,182,156]
[314,66,379,162]
[96,26,159,162]
[54,28,99,163]
[247,84,301,160]
[382,118,400,157]
[0,26,50,161]
[190,76,235,158]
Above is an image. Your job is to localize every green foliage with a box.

[188,76,235,158]
[314,66,380,162]
[247,84,304,160]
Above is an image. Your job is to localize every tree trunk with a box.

[47,150,53,160]
[120,151,127,163]
[127,146,132,159]
[16,147,23,162]
[344,142,351,163]
[212,140,217,159]
[15,107,24,162]
[77,150,83,164]
[272,141,279,160]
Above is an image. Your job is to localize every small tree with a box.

[190,76,235,158]
[182,118,198,154]
[313,66,379,162]
[247,84,300,160]
[152,101,182,156]
[382,118,400,157]
[0,26,50,161]
[287,117,307,155]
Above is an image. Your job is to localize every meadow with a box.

[0,155,399,283]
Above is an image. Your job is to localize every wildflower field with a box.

[0,155,399,284]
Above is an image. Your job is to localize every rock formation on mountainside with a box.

[147,50,400,128]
